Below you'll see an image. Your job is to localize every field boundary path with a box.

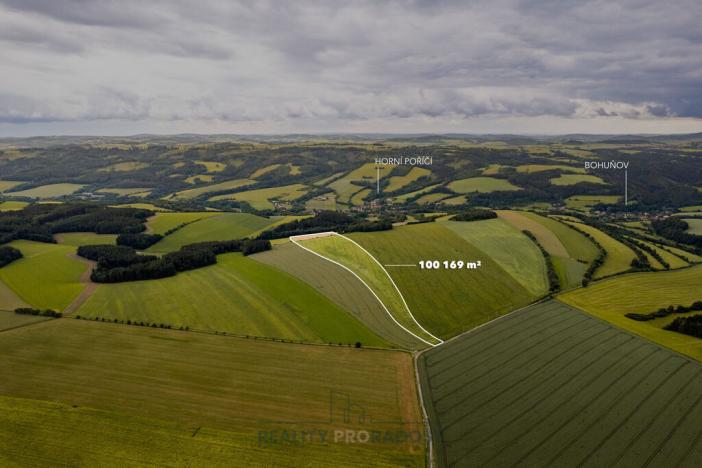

[290,231,443,347]
[63,254,98,316]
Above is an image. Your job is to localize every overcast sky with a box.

[1,0,701,136]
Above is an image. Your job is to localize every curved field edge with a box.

[348,223,541,339]
[295,233,442,347]
[76,252,388,347]
[0,319,424,467]
[252,242,426,349]
[558,265,702,361]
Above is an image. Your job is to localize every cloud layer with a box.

[1,0,701,135]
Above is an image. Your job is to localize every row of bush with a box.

[15,307,62,318]
[78,239,271,283]
[665,313,702,338]
[257,211,391,239]
[626,301,702,322]
[0,246,22,268]
[561,222,607,286]
[452,209,497,222]
[522,230,560,293]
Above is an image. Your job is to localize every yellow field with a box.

[550,174,607,186]
[385,167,431,192]
[328,163,393,204]
[516,164,585,174]
[5,183,85,199]
[184,174,214,184]
[195,160,226,172]
[96,187,151,196]
[209,184,309,209]
[0,201,28,211]
[166,178,254,200]
[0,180,23,192]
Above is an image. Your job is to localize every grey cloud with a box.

[0,0,700,133]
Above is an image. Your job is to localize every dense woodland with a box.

[258,211,392,239]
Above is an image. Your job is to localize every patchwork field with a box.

[146,211,221,235]
[327,163,393,204]
[209,183,309,209]
[0,319,423,466]
[447,177,521,193]
[565,221,635,279]
[445,219,549,297]
[0,200,28,211]
[167,178,254,200]
[0,280,28,312]
[0,310,47,330]
[566,195,621,211]
[419,300,702,467]
[346,223,542,339]
[297,233,441,347]
[685,219,702,235]
[416,193,449,204]
[391,184,440,203]
[253,242,424,349]
[77,252,386,346]
[550,174,607,186]
[6,183,85,199]
[54,232,117,247]
[96,187,152,196]
[498,211,599,289]
[559,265,702,360]
[0,240,88,311]
[516,164,585,174]
[146,213,282,253]
[0,180,23,192]
[98,162,149,172]
[385,167,431,192]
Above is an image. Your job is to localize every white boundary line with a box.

[290,232,442,347]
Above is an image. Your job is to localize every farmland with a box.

[566,195,621,211]
[385,167,431,192]
[550,174,607,186]
[564,221,636,278]
[296,233,441,347]
[516,164,585,174]
[0,180,22,192]
[96,187,152,196]
[54,232,117,247]
[146,213,282,253]
[77,252,387,346]
[685,219,702,234]
[166,178,254,200]
[419,300,702,467]
[146,211,221,235]
[0,200,28,211]
[5,183,85,199]
[209,183,309,209]
[253,242,425,349]
[498,211,599,288]
[0,310,46,330]
[447,177,521,193]
[0,240,87,311]
[346,223,542,338]
[0,319,423,467]
[327,163,393,204]
[559,265,702,360]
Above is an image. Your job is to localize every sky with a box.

[1,0,701,136]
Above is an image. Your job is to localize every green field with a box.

[391,184,441,203]
[516,164,585,174]
[498,211,599,289]
[419,300,702,467]
[559,265,702,360]
[209,184,309,209]
[0,200,28,211]
[439,195,467,205]
[297,234,440,347]
[481,164,505,175]
[250,163,282,178]
[77,252,386,346]
[350,188,371,206]
[146,211,221,235]
[195,160,226,172]
[96,187,152,196]
[167,178,254,200]
[0,279,28,311]
[98,162,149,172]
[447,177,521,193]
[6,183,85,199]
[253,242,425,349]
[327,163,392,204]
[565,221,635,278]
[416,193,450,204]
[305,194,337,211]
[54,232,118,247]
[0,319,423,466]
[112,202,171,212]
[566,195,621,211]
[385,167,431,192]
[0,180,23,192]
[185,174,214,184]
[0,310,48,330]
[680,205,702,212]
[0,240,87,311]
[445,219,549,297]
[146,213,281,253]
[347,223,541,339]
[684,219,702,234]
[550,174,607,186]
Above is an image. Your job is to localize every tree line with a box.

[0,246,22,268]
[78,238,271,283]
[257,211,392,240]
[626,301,702,322]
